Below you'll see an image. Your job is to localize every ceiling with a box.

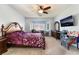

[9,4,72,18]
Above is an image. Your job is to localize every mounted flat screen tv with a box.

[60,15,75,27]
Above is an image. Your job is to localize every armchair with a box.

[60,30,79,50]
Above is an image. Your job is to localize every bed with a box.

[1,22,45,49]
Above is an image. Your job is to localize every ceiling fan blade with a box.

[43,11,48,14]
[40,6,43,9]
[43,6,51,10]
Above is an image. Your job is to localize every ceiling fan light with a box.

[38,10,43,13]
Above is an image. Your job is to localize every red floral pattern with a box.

[6,31,45,49]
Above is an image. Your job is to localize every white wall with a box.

[0,5,25,29]
[54,5,79,31]
[0,5,25,36]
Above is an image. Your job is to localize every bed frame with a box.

[1,22,23,37]
[1,22,45,49]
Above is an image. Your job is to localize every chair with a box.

[31,29,36,33]
[31,29,44,36]
[60,30,79,50]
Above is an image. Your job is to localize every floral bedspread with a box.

[6,31,45,49]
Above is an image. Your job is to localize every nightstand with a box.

[0,37,7,55]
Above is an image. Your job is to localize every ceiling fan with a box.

[38,5,51,14]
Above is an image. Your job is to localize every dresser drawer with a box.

[0,37,7,55]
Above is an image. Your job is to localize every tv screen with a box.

[60,16,74,27]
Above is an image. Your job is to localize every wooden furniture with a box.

[31,29,44,35]
[52,21,60,39]
[51,31,60,39]
[0,37,7,55]
[1,22,23,37]
[31,29,50,36]
[1,22,45,50]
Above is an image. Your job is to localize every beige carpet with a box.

[3,37,79,55]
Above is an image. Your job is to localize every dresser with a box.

[51,31,60,39]
[0,37,7,55]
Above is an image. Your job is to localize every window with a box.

[33,23,45,31]
[30,20,50,31]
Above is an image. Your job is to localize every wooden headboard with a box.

[1,22,23,37]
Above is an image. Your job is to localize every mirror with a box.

[54,21,60,31]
